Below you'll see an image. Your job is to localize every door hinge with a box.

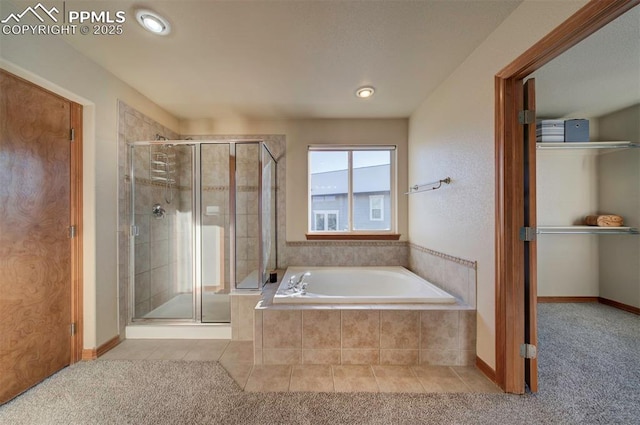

[68,225,77,239]
[70,323,76,336]
[130,225,139,237]
[518,109,535,125]
[520,343,537,359]
[519,226,536,242]
[70,128,75,141]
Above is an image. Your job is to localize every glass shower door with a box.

[200,143,232,322]
[131,143,195,320]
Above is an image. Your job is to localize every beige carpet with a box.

[0,303,638,424]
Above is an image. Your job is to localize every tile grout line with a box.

[331,365,337,392]
[299,310,303,365]
[370,365,380,392]
[409,365,427,393]
[418,310,422,365]
[337,310,342,363]
[449,366,473,392]
[287,364,294,392]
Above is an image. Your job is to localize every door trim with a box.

[70,102,84,363]
[494,0,639,393]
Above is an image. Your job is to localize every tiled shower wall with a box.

[130,145,193,317]
[118,102,179,337]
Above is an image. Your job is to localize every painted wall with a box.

[597,105,640,308]
[407,0,587,369]
[0,1,180,349]
[182,118,409,241]
[537,150,600,297]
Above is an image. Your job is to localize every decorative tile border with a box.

[287,241,408,248]
[133,177,191,191]
[202,186,229,192]
[409,243,476,269]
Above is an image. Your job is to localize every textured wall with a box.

[407,0,587,368]
[1,26,180,348]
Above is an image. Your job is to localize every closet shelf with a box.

[537,225,639,235]
[536,141,638,150]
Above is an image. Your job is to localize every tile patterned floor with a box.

[100,339,501,394]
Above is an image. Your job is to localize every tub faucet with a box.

[296,273,310,294]
[288,272,310,293]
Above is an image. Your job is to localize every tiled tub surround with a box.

[254,282,476,367]
[409,243,477,308]
[285,241,409,268]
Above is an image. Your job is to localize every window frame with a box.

[307,145,398,239]
[313,210,340,231]
[369,195,384,222]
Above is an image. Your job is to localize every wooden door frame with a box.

[70,102,83,364]
[0,69,84,364]
[494,0,639,394]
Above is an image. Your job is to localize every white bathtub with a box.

[273,266,456,304]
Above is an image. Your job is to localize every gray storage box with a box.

[536,119,564,142]
[564,119,589,142]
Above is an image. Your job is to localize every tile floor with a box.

[100,339,501,394]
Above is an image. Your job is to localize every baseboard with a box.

[475,356,496,383]
[537,296,598,303]
[97,335,122,357]
[598,297,640,315]
[81,335,121,361]
[81,349,97,361]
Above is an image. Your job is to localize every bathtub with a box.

[272,266,456,304]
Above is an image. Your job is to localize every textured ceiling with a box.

[56,0,522,120]
[532,6,640,119]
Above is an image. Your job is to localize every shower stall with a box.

[128,140,277,323]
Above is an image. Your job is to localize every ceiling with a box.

[532,5,640,119]
[56,0,523,121]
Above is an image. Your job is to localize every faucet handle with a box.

[287,275,297,290]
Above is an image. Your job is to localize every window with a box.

[369,195,384,221]
[308,146,396,235]
[314,210,339,231]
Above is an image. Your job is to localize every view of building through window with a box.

[309,148,392,232]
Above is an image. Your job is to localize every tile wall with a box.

[409,243,477,308]
[118,102,180,336]
[254,308,476,366]
[284,241,409,267]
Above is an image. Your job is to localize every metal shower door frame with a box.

[128,139,275,324]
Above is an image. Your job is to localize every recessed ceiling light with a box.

[135,9,171,35]
[356,86,375,98]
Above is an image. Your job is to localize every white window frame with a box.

[314,210,339,231]
[369,195,384,221]
[307,145,396,235]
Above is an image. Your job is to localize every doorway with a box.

[494,0,639,394]
[0,69,83,403]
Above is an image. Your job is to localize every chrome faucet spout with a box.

[295,272,310,293]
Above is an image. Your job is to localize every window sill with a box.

[305,233,401,241]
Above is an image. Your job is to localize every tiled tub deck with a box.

[253,284,476,367]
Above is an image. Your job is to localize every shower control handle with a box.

[152,203,165,219]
